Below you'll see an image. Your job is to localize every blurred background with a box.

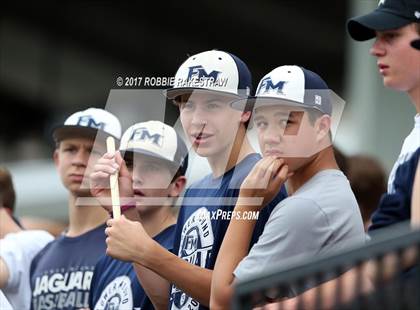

[0,1,416,223]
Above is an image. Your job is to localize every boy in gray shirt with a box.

[211,66,365,308]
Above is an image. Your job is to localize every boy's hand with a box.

[90,151,134,211]
[105,215,153,263]
[239,157,291,209]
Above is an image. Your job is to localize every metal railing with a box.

[232,223,420,310]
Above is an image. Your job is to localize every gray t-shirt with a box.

[234,169,365,294]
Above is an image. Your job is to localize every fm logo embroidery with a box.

[257,77,287,95]
[76,116,105,130]
[129,127,162,147]
[187,65,221,81]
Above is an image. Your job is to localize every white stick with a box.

[106,136,121,219]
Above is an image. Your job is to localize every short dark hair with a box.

[0,167,16,212]
[347,155,387,227]
[303,108,333,141]
[305,108,324,126]
[170,167,185,183]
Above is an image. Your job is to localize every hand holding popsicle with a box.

[106,136,121,219]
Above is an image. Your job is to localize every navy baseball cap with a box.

[164,50,252,102]
[231,66,332,116]
[412,39,420,49]
[347,0,420,41]
[53,108,122,143]
[119,121,189,176]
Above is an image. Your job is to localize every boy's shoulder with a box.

[31,223,107,270]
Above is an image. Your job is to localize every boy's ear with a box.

[53,149,60,167]
[316,115,332,142]
[169,176,187,198]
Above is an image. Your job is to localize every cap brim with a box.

[232,96,332,117]
[411,39,420,50]
[164,87,242,104]
[347,10,411,41]
[53,126,118,143]
[231,96,306,111]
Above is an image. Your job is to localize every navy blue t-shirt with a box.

[30,223,107,310]
[169,153,288,310]
[370,148,420,231]
[89,224,176,310]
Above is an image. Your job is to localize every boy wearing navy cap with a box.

[30,108,122,310]
[89,121,188,310]
[102,50,287,310]
[348,0,420,234]
[254,2,420,308]
[211,66,365,307]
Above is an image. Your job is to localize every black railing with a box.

[232,223,420,310]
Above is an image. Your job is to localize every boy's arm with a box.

[211,157,289,309]
[211,203,259,309]
[132,263,171,310]
[106,215,213,306]
[137,245,213,306]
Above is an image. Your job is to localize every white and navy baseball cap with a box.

[119,121,189,175]
[347,0,420,41]
[412,39,420,49]
[53,108,122,142]
[232,66,332,115]
[165,50,252,101]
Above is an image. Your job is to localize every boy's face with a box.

[177,90,250,159]
[370,24,420,92]
[254,105,329,172]
[54,137,106,196]
[126,153,177,214]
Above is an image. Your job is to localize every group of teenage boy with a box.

[1,0,419,309]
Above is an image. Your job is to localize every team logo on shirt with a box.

[170,207,214,310]
[32,269,94,309]
[94,276,133,310]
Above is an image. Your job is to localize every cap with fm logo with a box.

[231,65,332,115]
[53,108,122,142]
[347,0,420,41]
[165,50,252,102]
[119,121,189,175]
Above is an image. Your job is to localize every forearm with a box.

[138,241,213,306]
[133,263,170,310]
[211,203,258,309]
